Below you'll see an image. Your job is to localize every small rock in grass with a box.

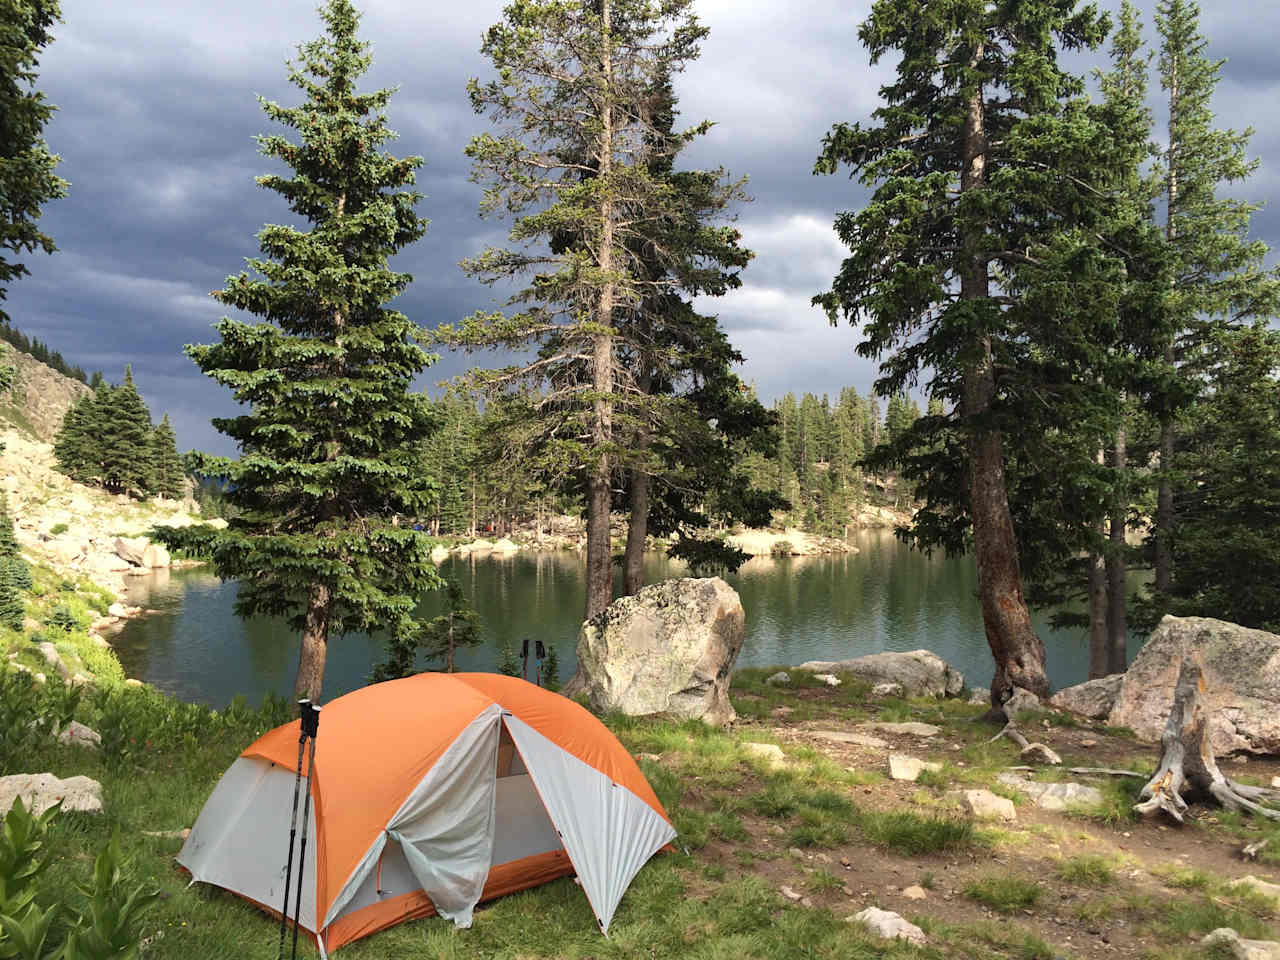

[124,678,143,687]
[872,682,904,697]
[963,789,1016,822]
[1080,738,1098,748]
[36,642,70,680]
[766,671,791,686]
[902,885,927,901]
[780,885,803,902]
[1272,776,1280,789]
[1019,742,1062,766]
[848,907,926,946]
[1002,687,1042,720]
[635,753,662,763]
[0,773,102,815]
[813,673,841,687]
[1234,876,1280,902]
[967,687,990,706]
[57,721,101,750]
[741,742,787,769]
[888,754,942,782]
[1200,927,1280,960]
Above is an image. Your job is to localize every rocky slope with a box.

[0,345,90,441]
[1,426,211,600]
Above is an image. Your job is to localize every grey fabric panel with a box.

[504,716,675,933]
[325,703,502,930]
[491,773,562,864]
[178,756,319,932]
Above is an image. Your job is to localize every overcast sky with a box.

[5,0,1278,455]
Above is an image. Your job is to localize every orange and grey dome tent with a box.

[177,673,675,956]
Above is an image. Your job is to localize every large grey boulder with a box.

[113,536,149,567]
[0,773,102,815]
[796,649,964,698]
[1108,616,1280,755]
[1049,674,1124,720]
[572,577,746,725]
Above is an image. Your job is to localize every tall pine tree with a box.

[814,0,1140,702]
[0,0,66,320]
[445,0,719,622]
[150,413,184,500]
[1149,0,1280,604]
[186,0,438,699]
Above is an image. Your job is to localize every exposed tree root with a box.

[989,723,1031,749]
[1134,657,1280,823]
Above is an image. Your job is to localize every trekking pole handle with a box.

[299,700,321,739]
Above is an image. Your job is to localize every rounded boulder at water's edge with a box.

[572,577,746,726]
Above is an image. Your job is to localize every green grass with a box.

[963,875,1043,914]
[856,808,977,856]
[805,868,846,894]
[1056,854,1116,886]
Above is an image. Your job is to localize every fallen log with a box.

[1134,656,1280,823]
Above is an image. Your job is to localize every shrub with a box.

[48,523,68,536]
[770,540,795,557]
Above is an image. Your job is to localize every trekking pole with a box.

[290,701,322,960]
[535,640,546,687]
[277,699,311,960]
[520,638,530,682]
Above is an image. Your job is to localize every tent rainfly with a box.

[177,673,676,955]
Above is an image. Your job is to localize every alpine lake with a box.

[110,529,1147,707]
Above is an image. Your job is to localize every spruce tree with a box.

[98,367,154,496]
[54,389,93,481]
[1149,0,1280,602]
[445,0,716,623]
[187,0,439,700]
[150,414,184,500]
[814,0,1139,702]
[1166,326,1280,629]
[0,0,67,320]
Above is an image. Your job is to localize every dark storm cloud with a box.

[4,0,1278,454]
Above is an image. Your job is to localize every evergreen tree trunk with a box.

[584,0,616,621]
[624,464,649,596]
[1156,58,1178,598]
[960,57,1049,703]
[1107,424,1129,673]
[1089,551,1109,679]
[295,584,330,700]
[1089,453,1109,679]
[623,357,653,597]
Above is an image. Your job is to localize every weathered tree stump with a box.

[1134,656,1280,823]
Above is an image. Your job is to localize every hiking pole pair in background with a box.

[278,698,321,960]
[521,638,545,686]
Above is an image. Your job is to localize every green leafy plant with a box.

[46,525,67,537]
[63,830,160,960]
[0,671,51,771]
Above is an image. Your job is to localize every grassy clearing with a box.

[963,875,1043,914]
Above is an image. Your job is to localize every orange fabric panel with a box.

[240,675,496,926]
[452,674,672,824]
[324,849,574,951]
